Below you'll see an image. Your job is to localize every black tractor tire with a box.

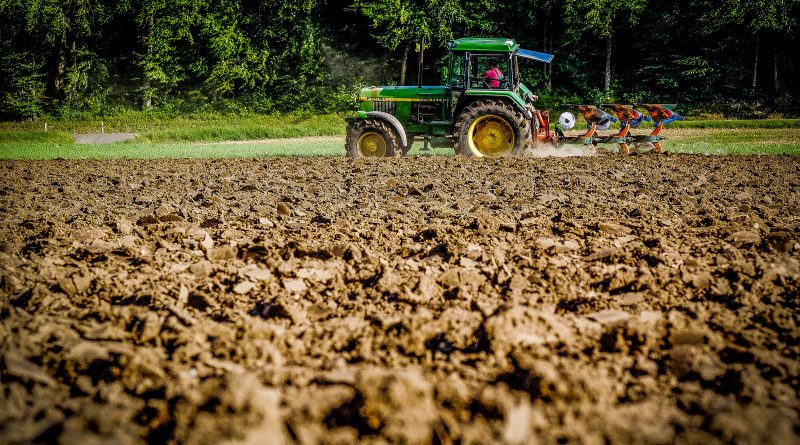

[345,118,402,158]
[453,99,531,157]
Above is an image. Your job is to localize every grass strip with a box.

[1,128,798,160]
[0,138,344,160]
[138,122,343,143]
[0,113,346,138]
[662,128,800,155]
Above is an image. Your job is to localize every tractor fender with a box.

[360,111,408,148]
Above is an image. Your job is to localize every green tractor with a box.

[345,37,554,158]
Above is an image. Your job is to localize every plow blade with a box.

[632,104,684,153]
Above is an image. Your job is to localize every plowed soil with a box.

[1,155,798,445]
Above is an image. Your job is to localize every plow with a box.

[346,37,684,158]
[535,103,684,154]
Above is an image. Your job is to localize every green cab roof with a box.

[449,37,519,53]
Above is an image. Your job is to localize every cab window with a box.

[469,54,509,89]
[446,53,466,88]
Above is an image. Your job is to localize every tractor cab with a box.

[446,51,512,90]
[446,38,518,92]
[446,39,553,95]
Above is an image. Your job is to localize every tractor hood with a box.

[358,86,448,101]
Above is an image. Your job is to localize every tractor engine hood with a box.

[358,86,448,102]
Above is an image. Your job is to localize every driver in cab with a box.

[483,61,503,88]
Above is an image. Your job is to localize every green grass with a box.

[0,139,343,160]
[0,130,73,144]
[140,122,339,142]
[663,128,800,155]
[138,114,344,142]
[0,112,345,141]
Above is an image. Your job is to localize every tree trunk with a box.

[773,36,779,93]
[547,19,553,92]
[54,32,67,95]
[143,14,154,109]
[70,39,77,70]
[604,37,611,92]
[542,19,550,91]
[400,41,410,86]
[752,33,759,88]
[142,77,151,109]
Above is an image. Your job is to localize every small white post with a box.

[101,121,105,134]
[44,122,48,132]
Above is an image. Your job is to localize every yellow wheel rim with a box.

[357,132,387,157]
[468,115,515,157]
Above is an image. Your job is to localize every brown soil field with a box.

[1,155,798,445]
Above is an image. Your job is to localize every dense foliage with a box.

[1,0,798,119]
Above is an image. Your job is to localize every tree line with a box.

[1,0,797,119]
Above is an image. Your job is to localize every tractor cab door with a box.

[446,52,468,90]
[444,52,468,121]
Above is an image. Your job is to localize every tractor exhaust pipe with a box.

[417,34,425,88]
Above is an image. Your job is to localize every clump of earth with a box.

[1,155,798,444]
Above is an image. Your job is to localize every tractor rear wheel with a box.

[454,99,530,157]
[346,118,401,158]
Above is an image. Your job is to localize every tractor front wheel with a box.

[346,118,402,158]
[454,99,529,157]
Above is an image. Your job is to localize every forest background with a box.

[1,0,798,121]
